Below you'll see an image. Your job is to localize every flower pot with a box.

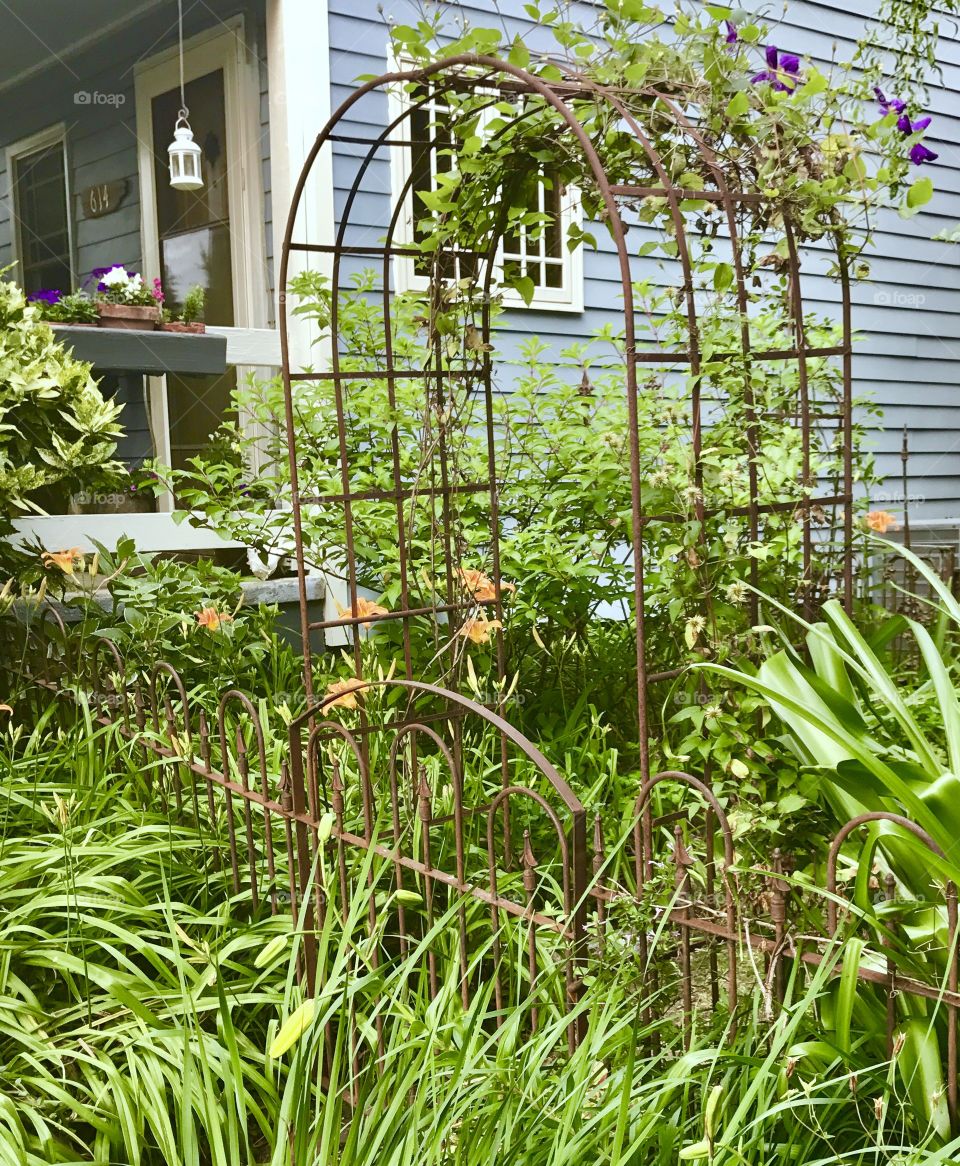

[160,320,206,334]
[96,302,160,330]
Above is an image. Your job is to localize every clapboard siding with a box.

[326,0,960,518]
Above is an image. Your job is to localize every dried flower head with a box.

[725,581,749,605]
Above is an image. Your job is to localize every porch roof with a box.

[0,1,167,94]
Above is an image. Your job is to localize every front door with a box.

[150,68,236,480]
[135,20,266,502]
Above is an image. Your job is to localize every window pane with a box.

[13,143,71,294]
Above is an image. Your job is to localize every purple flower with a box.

[724,20,738,44]
[910,142,939,166]
[874,87,906,116]
[875,86,937,164]
[27,288,62,305]
[751,45,801,92]
[898,112,932,135]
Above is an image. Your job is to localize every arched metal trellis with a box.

[269,51,857,1032]
[277,50,854,775]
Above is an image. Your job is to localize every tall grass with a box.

[0,709,955,1164]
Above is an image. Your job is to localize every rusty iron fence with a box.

[8,615,959,1129]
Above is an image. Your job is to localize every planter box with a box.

[160,321,205,334]
[97,303,160,330]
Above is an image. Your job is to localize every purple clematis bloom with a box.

[910,141,939,166]
[875,85,937,164]
[27,288,62,305]
[874,87,906,116]
[724,20,738,44]
[898,112,932,135]
[751,45,801,92]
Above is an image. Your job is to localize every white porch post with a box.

[266,0,348,640]
[266,0,334,370]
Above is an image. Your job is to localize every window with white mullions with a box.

[409,88,479,284]
[502,173,567,292]
[394,80,583,312]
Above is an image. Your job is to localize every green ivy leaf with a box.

[508,37,530,69]
[510,276,536,306]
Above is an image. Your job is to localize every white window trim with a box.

[6,123,75,291]
[387,60,584,314]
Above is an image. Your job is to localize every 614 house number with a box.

[81,179,127,219]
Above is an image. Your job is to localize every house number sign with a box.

[80,179,128,219]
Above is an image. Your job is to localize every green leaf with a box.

[713,262,734,292]
[900,1018,951,1140]
[508,37,530,68]
[725,91,750,120]
[835,937,864,1053]
[510,276,536,306]
[907,177,934,208]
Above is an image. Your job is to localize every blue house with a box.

[1,0,958,563]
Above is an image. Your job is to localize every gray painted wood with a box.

[52,325,227,375]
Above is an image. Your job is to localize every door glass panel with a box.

[13,142,72,295]
[151,68,236,484]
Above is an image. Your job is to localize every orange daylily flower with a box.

[458,568,516,604]
[324,677,366,711]
[0,704,11,715]
[337,597,390,628]
[196,607,233,630]
[458,617,502,645]
[865,510,899,534]
[41,548,83,575]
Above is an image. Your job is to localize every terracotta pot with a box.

[96,302,160,330]
[160,320,206,334]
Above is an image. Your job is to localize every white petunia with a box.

[100,266,130,288]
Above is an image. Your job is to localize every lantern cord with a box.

[177,0,188,119]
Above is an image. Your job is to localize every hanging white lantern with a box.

[167,2,203,192]
[168,112,203,191]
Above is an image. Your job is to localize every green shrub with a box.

[0,277,123,541]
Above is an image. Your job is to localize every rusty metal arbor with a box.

[278,58,854,748]
[272,54,857,1020]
